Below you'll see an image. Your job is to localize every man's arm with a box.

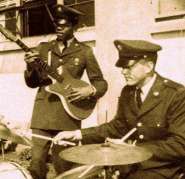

[54,89,129,144]
[66,46,108,102]
[24,44,52,88]
[85,47,108,98]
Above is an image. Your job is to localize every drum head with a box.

[0,162,32,179]
[56,165,103,179]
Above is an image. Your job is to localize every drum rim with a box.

[0,161,32,179]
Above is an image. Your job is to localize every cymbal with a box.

[0,124,32,146]
[60,143,152,166]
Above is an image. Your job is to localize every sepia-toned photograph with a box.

[0,0,185,178]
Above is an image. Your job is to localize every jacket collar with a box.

[127,74,166,116]
[138,74,165,117]
[51,38,82,57]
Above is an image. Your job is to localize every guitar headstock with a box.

[0,24,18,42]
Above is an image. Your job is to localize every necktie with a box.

[135,88,142,108]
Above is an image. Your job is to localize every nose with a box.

[121,68,129,75]
[56,26,63,31]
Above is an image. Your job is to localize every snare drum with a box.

[0,162,32,179]
[56,165,103,179]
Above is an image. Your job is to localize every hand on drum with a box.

[53,130,82,146]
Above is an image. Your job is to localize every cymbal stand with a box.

[102,166,119,179]
[0,139,4,160]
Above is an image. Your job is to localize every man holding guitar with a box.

[24,4,108,179]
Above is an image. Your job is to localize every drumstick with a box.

[120,127,137,142]
[22,132,76,146]
[78,165,95,178]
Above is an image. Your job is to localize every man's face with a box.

[55,18,74,41]
[121,59,154,86]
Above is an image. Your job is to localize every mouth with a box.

[56,31,64,34]
[124,76,132,81]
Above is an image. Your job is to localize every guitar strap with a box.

[48,50,63,75]
[48,50,52,66]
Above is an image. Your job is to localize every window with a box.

[64,0,94,28]
[0,0,95,37]
[156,0,185,22]
[21,0,94,37]
[21,0,56,37]
[151,0,185,36]
[0,0,17,35]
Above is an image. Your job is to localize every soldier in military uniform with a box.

[24,4,108,179]
[54,40,185,179]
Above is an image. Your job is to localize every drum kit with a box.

[0,123,153,179]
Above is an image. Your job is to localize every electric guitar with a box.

[0,24,97,120]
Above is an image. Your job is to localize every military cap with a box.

[114,40,162,67]
[52,4,84,26]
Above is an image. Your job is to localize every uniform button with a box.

[59,59,63,62]
[164,79,168,83]
[153,91,159,96]
[74,58,80,65]
[75,43,79,46]
[157,123,160,127]
[137,122,142,127]
[139,134,144,139]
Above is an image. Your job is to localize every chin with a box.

[126,80,137,86]
[57,35,65,41]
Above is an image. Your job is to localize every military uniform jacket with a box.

[82,74,185,178]
[24,38,108,131]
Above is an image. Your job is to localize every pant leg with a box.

[28,129,51,179]
[51,144,78,175]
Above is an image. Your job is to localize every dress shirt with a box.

[139,73,157,102]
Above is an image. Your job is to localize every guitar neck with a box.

[16,39,63,82]
[16,39,32,53]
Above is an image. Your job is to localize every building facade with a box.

[0,0,185,128]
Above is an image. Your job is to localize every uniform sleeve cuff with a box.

[90,85,97,96]
[74,130,82,140]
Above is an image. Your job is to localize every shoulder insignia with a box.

[163,78,184,90]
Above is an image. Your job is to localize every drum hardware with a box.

[78,165,95,178]
[55,165,105,179]
[59,143,152,179]
[0,140,5,160]
[0,124,32,146]
[60,142,152,166]
[0,162,33,179]
[59,127,151,179]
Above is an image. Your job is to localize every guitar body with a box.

[45,76,97,120]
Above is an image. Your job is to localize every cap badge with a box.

[117,45,122,50]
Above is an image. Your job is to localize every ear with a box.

[145,61,154,73]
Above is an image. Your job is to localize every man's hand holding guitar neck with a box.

[24,51,40,70]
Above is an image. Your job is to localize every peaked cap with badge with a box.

[114,40,162,67]
[52,4,84,26]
